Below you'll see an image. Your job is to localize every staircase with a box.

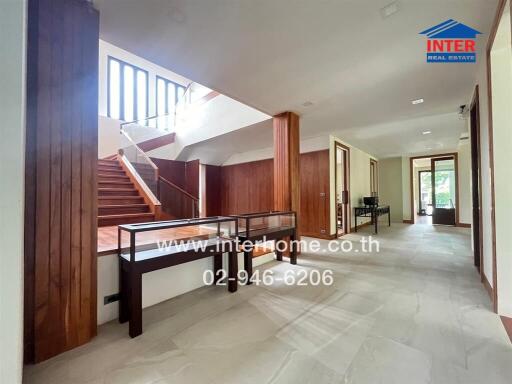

[97,159,155,226]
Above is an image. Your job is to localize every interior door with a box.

[431,157,456,225]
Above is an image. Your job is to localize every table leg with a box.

[244,246,253,285]
[275,241,283,261]
[290,231,297,265]
[228,249,238,292]
[213,253,223,284]
[374,210,378,234]
[355,215,358,232]
[129,269,142,338]
[388,208,391,226]
[119,259,130,324]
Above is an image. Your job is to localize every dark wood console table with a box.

[354,205,390,234]
[232,211,297,285]
[118,217,238,337]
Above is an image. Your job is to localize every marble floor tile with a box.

[24,224,511,384]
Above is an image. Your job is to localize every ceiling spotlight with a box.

[380,1,399,19]
[302,101,314,107]
[422,131,431,135]
[412,98,424,105]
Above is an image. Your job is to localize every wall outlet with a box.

[104,293,120,305]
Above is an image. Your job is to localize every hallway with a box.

[24,224,512,384]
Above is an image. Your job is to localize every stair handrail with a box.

[158,176,199,202]
[119,129,159,172]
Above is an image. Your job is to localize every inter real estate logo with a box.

[420,19,482,63]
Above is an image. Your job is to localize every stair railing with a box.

[158,176,199,219]
[119,119,199,220]
[119,129,159,196]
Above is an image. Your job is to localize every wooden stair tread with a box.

[98,213,154,219]
[97,158,156,226]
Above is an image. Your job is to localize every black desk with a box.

[118,217,238,338]
[232,211,297,285]
[354,205,390,234]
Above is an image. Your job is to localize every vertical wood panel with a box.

[220,159,274,215]
[185,159,200,199]
[25,0,99,363]
[151,158,186,188]
[204,165,222,216]
[273,112,300,220]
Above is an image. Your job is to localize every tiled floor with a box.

[24,224,512,384]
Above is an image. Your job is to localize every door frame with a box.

[334,141,350,236]
[409,152,459,225]
[470,85,483,275]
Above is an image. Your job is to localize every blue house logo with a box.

[420,19,482,63]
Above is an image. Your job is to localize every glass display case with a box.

[233,211,296,240]
[118,216,238,338]
[118,217,237,262]
[231,211,298,284]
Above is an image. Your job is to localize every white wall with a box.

[473,55,495,290]
[489,2,512,317]
[401,157,411,221]
[0,0,26,382]
[378,157,403,222]
[457,141,472,225]
[329,135,378,234]
[97,252,275,325]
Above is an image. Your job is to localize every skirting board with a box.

[483,274,493,301]
[457,222,471,228]
[501,316,512,343]
[403,219,413,224]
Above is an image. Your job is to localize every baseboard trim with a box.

[402,219,413,224]
[457,222,471,228]
[483,274,493,301]
[500,316,512,343]
[302,232,336,240]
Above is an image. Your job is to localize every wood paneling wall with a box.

[205,152,329,237]
[204,165,222,216]
[220,159,274,215]
[185,159,200,199]
[24,0,99,363]
[151,158,186,188]
[300,150,330,238]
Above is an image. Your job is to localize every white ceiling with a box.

[95,0,497,158]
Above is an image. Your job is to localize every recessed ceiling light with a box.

[302,101,314,107]
[422,130,431,135]
[412,98,424,105]
[380,1,399,19]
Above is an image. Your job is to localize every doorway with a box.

[410,153,459,226]
[470,86,482,272]
[431,156,457,225]
[417,170,433,224]
[334,143,350,236]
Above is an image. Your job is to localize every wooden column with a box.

[24,0,99,363]
[273,111,301,227]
